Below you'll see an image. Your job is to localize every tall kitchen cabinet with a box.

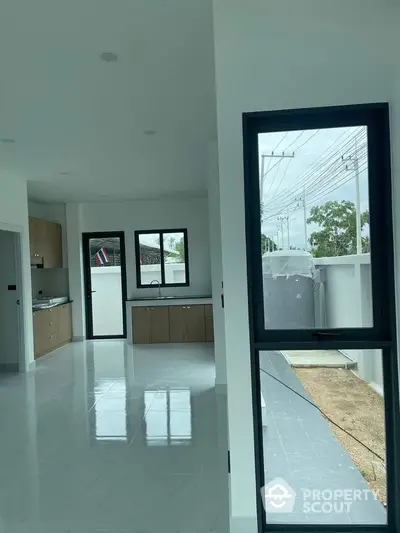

[29,217,63,268]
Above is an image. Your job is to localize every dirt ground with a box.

[294,367,386,506]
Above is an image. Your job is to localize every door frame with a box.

[82,231,128,339]
[0,222,25,372]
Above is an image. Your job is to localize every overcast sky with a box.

[258,126,369,249]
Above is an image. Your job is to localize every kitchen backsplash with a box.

[31,268,70,298]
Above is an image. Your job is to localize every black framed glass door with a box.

[82,231,128,339]
[242,104,400,532]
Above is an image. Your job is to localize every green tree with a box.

[261,234,278,254]
[173,237,185,262]
[307,200,369,257]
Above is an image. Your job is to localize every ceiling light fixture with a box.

[100,52,119,63]
[1,138,15,144]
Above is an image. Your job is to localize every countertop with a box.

[127,295,212,302]
[32,300,73,312]
[127,295,213,307]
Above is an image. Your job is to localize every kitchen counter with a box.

[127,296,212,307]
[128,294,212,302]
[32,300,73,312]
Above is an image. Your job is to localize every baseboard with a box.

[72,336,85,342]
[215,383,227,394]
[0,363,19,373]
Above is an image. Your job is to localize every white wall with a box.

[315,255,383,392]
[0,175,34,370]
[212,2,400,531]
[66,203,86,340]
[67,197,211,338]
[207,143,227,387]
[31,268,70,299]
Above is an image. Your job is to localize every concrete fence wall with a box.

[314,254,383,395]
[90,263,186,335]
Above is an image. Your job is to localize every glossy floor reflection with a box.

[0,341,229,533]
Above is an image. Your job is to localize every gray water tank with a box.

[262,250,315,330]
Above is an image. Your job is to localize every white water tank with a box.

[262,250,315,330]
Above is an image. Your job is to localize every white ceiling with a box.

[0,0,216,203]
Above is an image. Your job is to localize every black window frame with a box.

[134,228,190,288]
[242,103,400,533]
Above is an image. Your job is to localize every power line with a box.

[264,128,367,209]
[266,130,320,202]
[268,158,294,203]
[262,137,368,220]
[260,366,385,463]
[272,131,288,153]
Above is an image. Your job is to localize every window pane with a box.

[138,233,161,285]
[259,126,372,329]
[259,349,386,524]
[163,232,186,284]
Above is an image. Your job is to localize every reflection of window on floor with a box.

[144,389,192,446]
[95,380,127,442]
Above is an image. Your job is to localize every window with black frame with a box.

[134,229,189,288]
[242,104,399,531]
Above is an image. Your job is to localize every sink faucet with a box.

[150,279,162,298]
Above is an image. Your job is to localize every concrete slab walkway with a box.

[282,349,356,368]
[259,351,386,525]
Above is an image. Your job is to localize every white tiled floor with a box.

[0,341,229,533]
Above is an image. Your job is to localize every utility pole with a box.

[295,187,308,251]
[278,214,290,250]
[276,222,283,250]
[342,141,362,254]
[260,151,295,204]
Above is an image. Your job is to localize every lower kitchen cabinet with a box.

[185,305,206,342]
[169,306,186,342]
[33,303,72,359]
[132,307,151,343]
[132,306,170,344]
[150,307,170,343]
[132,304,212,344]
[205,304,214,342]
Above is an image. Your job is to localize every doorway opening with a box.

[82,232,127,339]
[0,227,24,372]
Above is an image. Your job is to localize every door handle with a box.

[91,290,96,293]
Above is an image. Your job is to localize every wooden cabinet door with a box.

[133,307,151,344]
[29,217,45,264]
[205,316,214,342]
[169,306,186,342]
[33,311,47,358]
[58,304,72,344]
[44,221,62,268]
[185,305,206,342]
[150,307,170,343]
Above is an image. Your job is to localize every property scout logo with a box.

[261,477,379,514]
